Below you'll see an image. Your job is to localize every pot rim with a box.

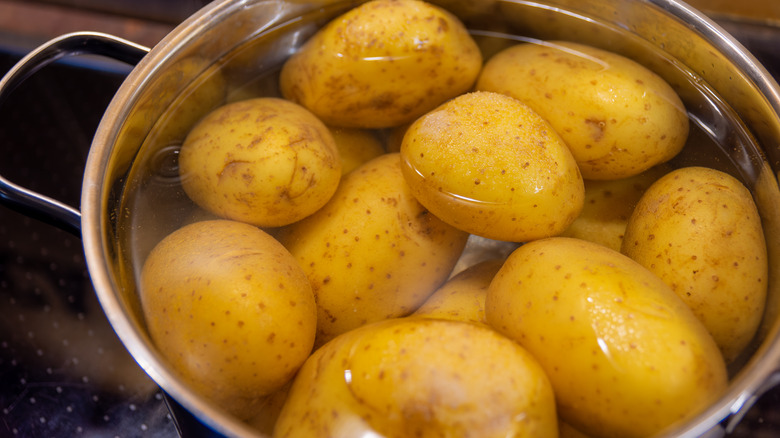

[80,1,780,437]
[82,0,269,435]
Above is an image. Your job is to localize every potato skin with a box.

[274,318,558,438]
[129,57,227,149]
[279,0,482,129]
[178,97,341,227]
[139,220,317,419]
[412,259,503,325]
[621,166,768,362]
[561,164,670,251]
[477,41,689,180]
[277,153,469,344]
[558,421,592,438]
[486,237,727,438]
[328,127,386,175]
[400,91,584,242]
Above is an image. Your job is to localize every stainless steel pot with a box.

[2,0,780,436]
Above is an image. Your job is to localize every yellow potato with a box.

[274,318,559,438]
[621,166,768,363]
[477,41,689,180]
[400,91,584,242]
[117,58,227,177]
[558,421,592,438]
[139,220,317,420]
[486,237,727,438]
[131,57,227,148]
[178,97,341,228]
[328,126,386,175]
[276,153,469,345]
[449,234,519,276]
[245,380,293,436]
[279,0,482,128]
[384,121,411,153]
[412,259,503,325]
[561,164,671,251]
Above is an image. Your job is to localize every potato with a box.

[449,234,519,275]
[400,91,584,242]
[274,318,558,438]
[486,237,727,438]
[245,381,293,436]
[130,57,227,148]
[558,421,592,438]
[328,127,386,175]
[412,259,503,325]
[139,220,317,419]
[178,97,341,228]
[560,164,671,251]
[277,153,469,344]
[384,121,411,153]
[477,41,689,180]
[621,166,768,363]
[279,0,482,129]
[118,58,227,177]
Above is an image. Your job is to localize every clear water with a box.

[113,1,779,435]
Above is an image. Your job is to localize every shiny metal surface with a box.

[0,46,179,437]
[80,0,780,436]
[0,32,148,237]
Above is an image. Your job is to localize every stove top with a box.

[0,51,181,437]
[1,6,780,438]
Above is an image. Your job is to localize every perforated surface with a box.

[0,52,178,438]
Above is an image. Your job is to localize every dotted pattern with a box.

[0,51,178,437]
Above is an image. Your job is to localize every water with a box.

[111,1,780,436]
[120,21,764,269]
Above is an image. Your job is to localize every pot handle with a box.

[0,31,149,237]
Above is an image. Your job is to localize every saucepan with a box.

[2,0,780,436]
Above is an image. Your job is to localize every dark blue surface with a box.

[0,50,181,438]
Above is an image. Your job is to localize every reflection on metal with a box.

[0,32,148,236]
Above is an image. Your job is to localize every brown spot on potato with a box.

[584,118,606,141]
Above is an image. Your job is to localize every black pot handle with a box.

[1,32,231,438]
[0,31,149,237]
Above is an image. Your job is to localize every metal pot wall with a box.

[2,0,780,436]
